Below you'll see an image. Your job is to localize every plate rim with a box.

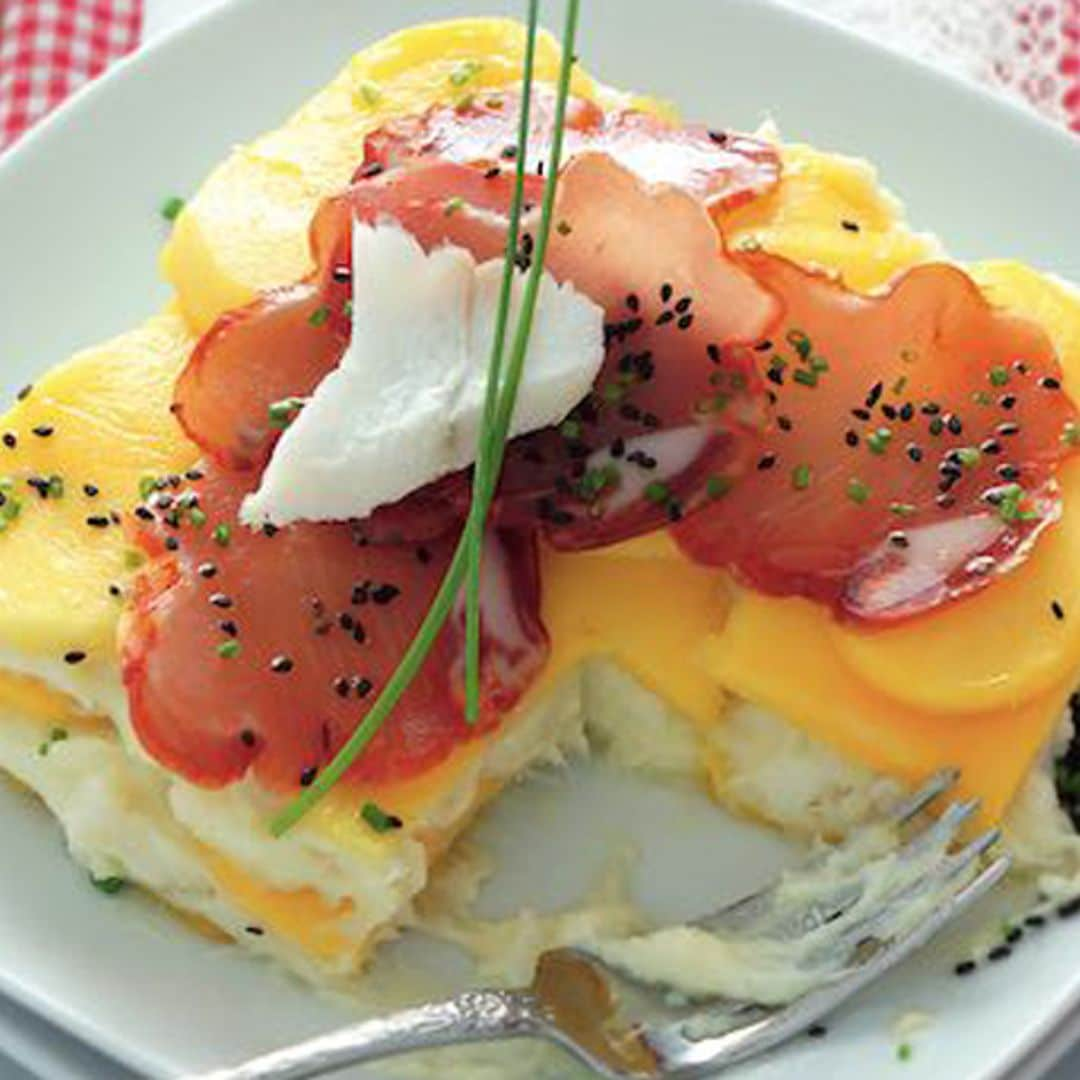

[1,0,1079,1076]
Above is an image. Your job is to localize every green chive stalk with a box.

[463,0,542,723]
[271,0,581,837]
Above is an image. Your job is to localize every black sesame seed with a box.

[1052,601,1065,621]
[372,584,400,605]
[660,283,673,303]
[980,439,1003,455]
[757,453,777,471]
[1040,376,1062,390]
[1024,914,1047,929]
[32,425,54,438]
[626,293,640,312]
[841,219,861,233]
[777,416,794,433]
[889,531,910,549]
[85,515,110,528]
[851,407,871,422]
[906,444,924,463]
[845,430,860,448]
[954,960,977,976]
[2,433,15,449]
[164,537,180,551]
[219,620,238,637]
[270,655,294,673]
[415,546,431,565]
[1004,926,1024,945]
[674,296,692,314]
[865,382,884,408]
[999,394,1017,410]
[946,414,963,436]
[185,469,204,482]
[16,384,32,401]
[358,161,384,178]
[677,313,694,331]
[299,767,318,787]
[997,464,1020,481]
[807,1024,828,1038]
[63,650,87,665]
[209,593,233,609]
[1015,361,1030,375]
[483,165,501,179]
[134,506,154,521]
[997,422,1020,437]
[1059,896,1080,919]
[920,402,942,416]
[881,404,898,421]
[108,584,123,598]
[899,403,915,422]
[706,343,721,363]
[339,612,355,631]
[197,562,217,578]
[82,484,99,497]
[262,523,279,538]
[987,945,1012,962]
[642,413,660,429]
[239,729,257,747]
[333,676,350,698]
[244,925,265,936]
[353,623,367,644]
[655,310,674,327]
[355,677,373,698]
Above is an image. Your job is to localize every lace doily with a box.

[786,0,1080,131]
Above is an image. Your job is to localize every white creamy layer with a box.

[243,222,604,527]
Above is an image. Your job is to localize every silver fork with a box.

[193,768,1008,1080]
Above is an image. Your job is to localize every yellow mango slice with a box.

[716,143,939,292]
[0,312,196,660]
[706,590,1073,822]
[540,545,728,728]
[161,18,601,333]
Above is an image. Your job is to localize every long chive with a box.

[270,1,581,837]
[464,0,542,723]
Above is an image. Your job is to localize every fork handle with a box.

[190,989,542,1080]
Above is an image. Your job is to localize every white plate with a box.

[2,1,1080,1077]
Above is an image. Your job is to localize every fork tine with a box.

[942,826,1003,876]
[645,854,1012,1076]
[889,767,961,825]
[896,796,980,861]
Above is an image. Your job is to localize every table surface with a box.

[1,1,1079,1077]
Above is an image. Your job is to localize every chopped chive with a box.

[37,727,69,757]
[123,549,144,570]
[847,478,870,504]
[989,365,1010,387]
[307,305,330,328]
[897,1043,913,1063]
[188,507,207,527]
[890,501,916,517]
[786,328,811,359]
[791,463,812,490]
[360,800,403,833]
[792,368,818,388]
[138,475,159,500]
[444,195,466,217]
[956,446,981,469]
[866,427,892,455]
[160,195,185,223]
[449,59,482,87]
[1063,421,1080,447]
[212,523,231,547]
[706,475,732,500]
[892,375,909,395]
[556,219,572,236]
[268,397,305,429]
[354,80,382,108]
[217,640,241,659]
[644,481,671,504]
[342,298,354,319]
[809,355,829,374]
[559,418,582,440]
[47,474,64,498]
[90,874,126,895]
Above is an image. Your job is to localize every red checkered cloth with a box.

[0,0,141,151]
[0,0,1078,153]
